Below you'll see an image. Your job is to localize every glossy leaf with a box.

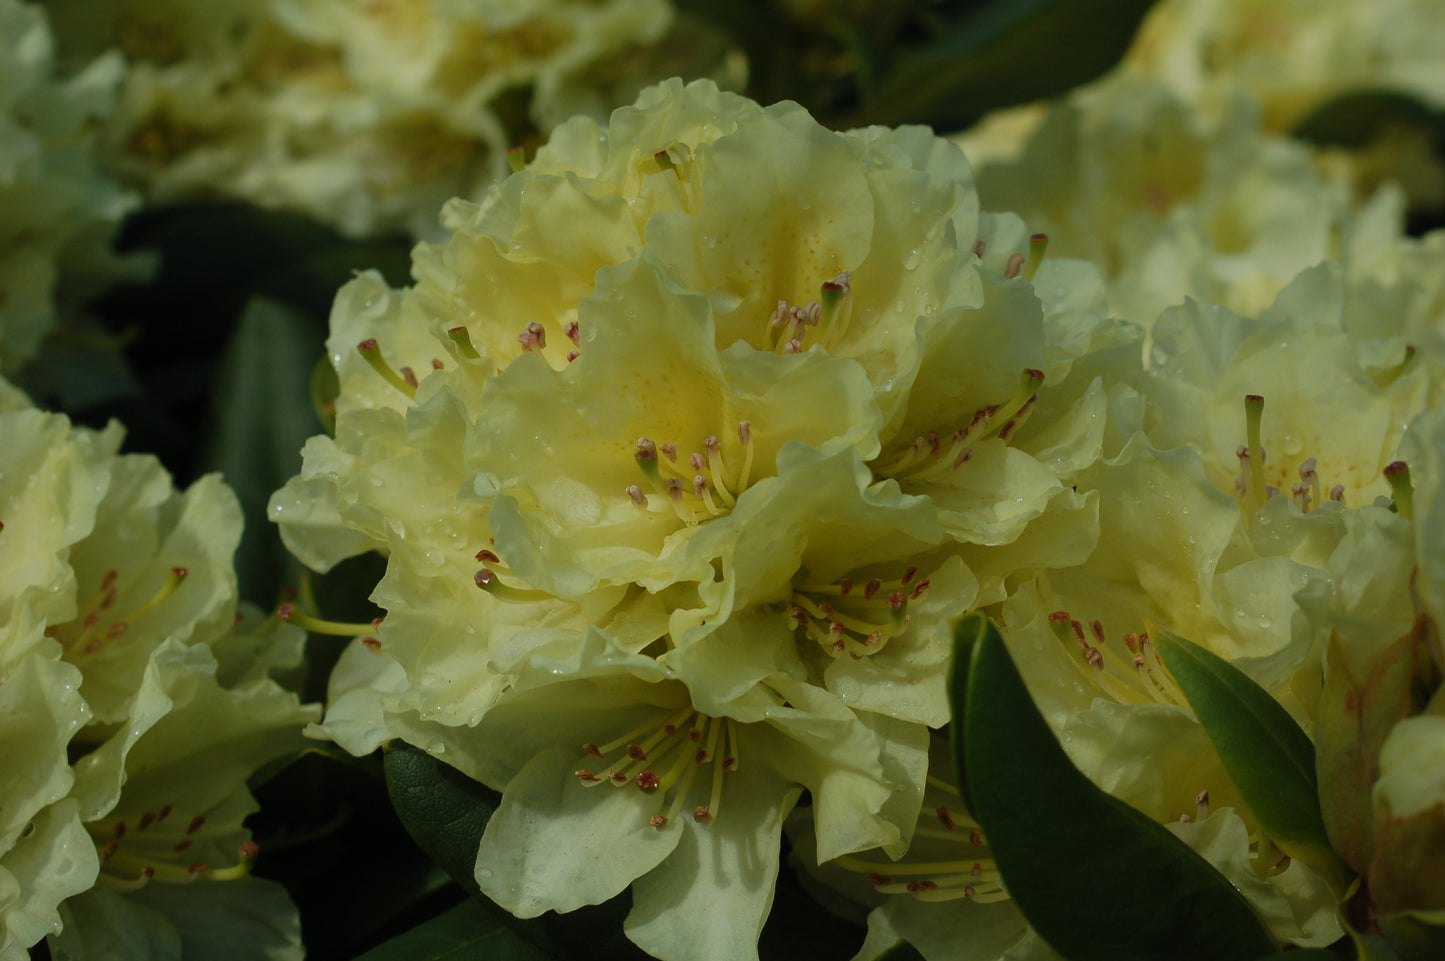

[351,898,557,961]
[199,296,324,605]
[1153,630,1352,888]
[856,0,1157,129]
[384,742,501,901]
[952,613,1275,961]
[864,941,927,961]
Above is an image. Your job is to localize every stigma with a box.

[46,566,189,658]
[873,368,1044,481]
[835,766,1009,903]
[574,707,739,831]
[627,420,756,525]
[87,803,261,890]
[786,565,930,658]
[1047,611,1187,708]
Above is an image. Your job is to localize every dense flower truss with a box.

[955,72,1392,336]
[805,257,1445,960]
[273,79,1139,961]
[1121,0,1445,211]
[0,379,318,961]
[43,0,673,239]
[791,264,1445,959]
[1123,0,1445,134]
[0,0,139,372]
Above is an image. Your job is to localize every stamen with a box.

[506,145,527,173]
[1384,461,1413,520]
[971,239,986,259]
[1299,458,1321,509]
[735,421,755,494]
[357,339,417,398]
[1244,395,1266,514]
[1004,252,1025,279]
[517,322,546,352]
[703,435,736,509]
[473,569,552,603]
[276,602,379,637]
[819,271,854,348]
[121,567,188,625]
[565,321,580,347]
[1023,233,1048,281]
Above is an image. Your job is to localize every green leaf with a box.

[855,0,1158,129]
[351,898,557,961]
[1153,630,1352,889]
[384,742,501,901]
[199,296,324,605]
[863,940,927,961]
[945,611,988,816]
[1293,90,1442,149]
[952,613,1275,961]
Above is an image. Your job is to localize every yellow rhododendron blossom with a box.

[0,0,139,373]
[958,72,1380,335]
[1123,0,1445,134]
[275,79,1139,961]
[44,0,673,239]
[799,257,1445,959]
[0,380,317,961]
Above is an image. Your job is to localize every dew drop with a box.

[425,550,444,568]
[702,234,717,249]
[1257,614,1272,630]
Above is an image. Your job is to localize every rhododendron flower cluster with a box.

[273,78,1144,961]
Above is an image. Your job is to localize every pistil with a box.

[357,339,417,399]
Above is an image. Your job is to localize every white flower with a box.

[0,381,317,960]
[279,78,1139,961]
[0,0,139,373]
[46,0,674,238]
